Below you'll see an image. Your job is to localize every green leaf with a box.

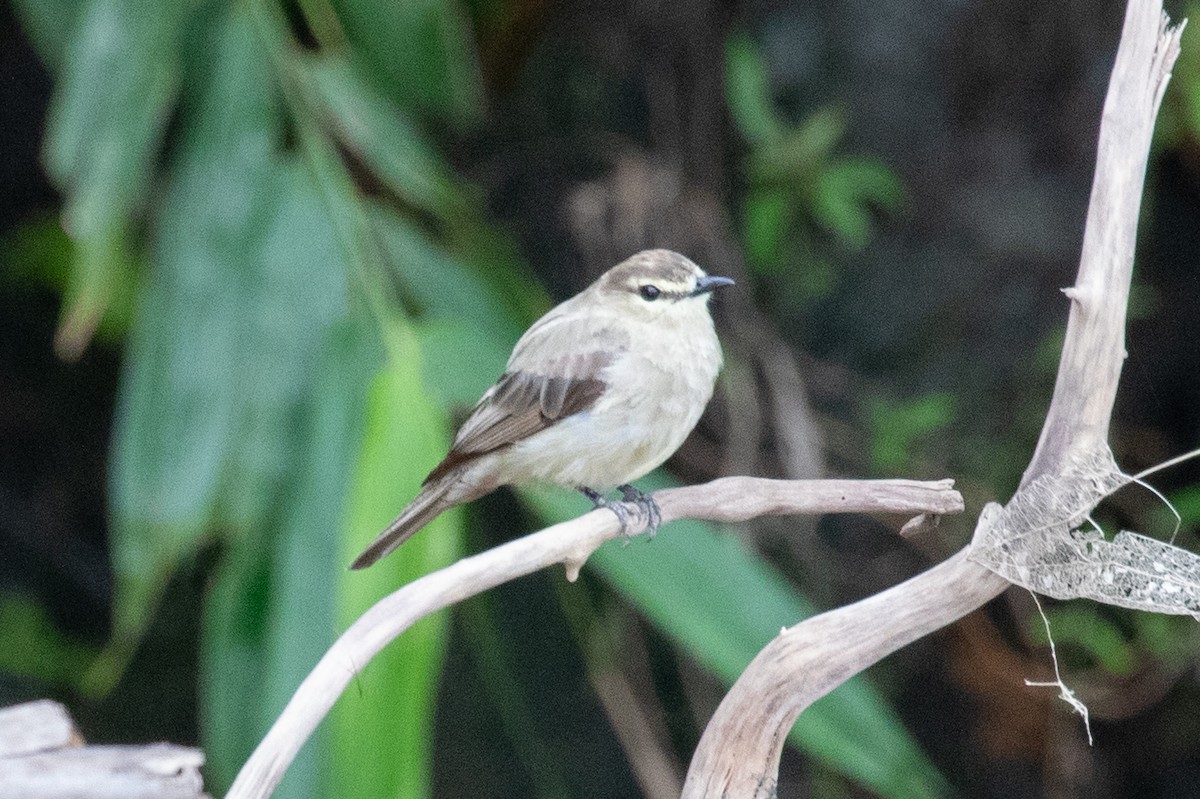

[330,0,483,127]
[369,206,522,339]
[867,392,957,475]
[749,107,847,187]
[1132,611,1200,670]
[103,5,348,692]
[1030,605,1137,676]
[201,537,274,792]
[523,473,950,799]
[1,216,137,342]
[1162,485,1200,530]
[812,158,905,251]
[10,0,86,69]
[330,320,463,799]
[42,0,189,356]
[301,55,472,221]
[742,188,791,273]
[202,317,376,799]
[256,319,380,799]
[415,319,513,406]
[194,162,360,789]
[213,162,350,534]
[366,206,523,404]
[725,31,783,145]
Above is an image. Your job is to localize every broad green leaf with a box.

[742,188,791,273]
[214,162,349,534]
[279,27,482,794]
[330,0,483,127]
[301,56,472,222]
[523,473,950,799]
[1132,610,1200,670]
[257,319,380,799]
[199,165,360,794]
[811,180,873,251]
[98,14,266,689]
[104,5,349,694]
[371,205,548,407]
[200,181,370,795]
[331,320,463,799]
[42,0,189,356]
[201,536,274,792]
[415,320,513,406]
[828,157,907,210]
[11,0,86,69]
[369,206,522,340]
[367,206,522,404]
[449,227,550,330]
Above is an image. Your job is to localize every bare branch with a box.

[1023,2,1184,486]
[225,477,960,799]
[684,551,1007,797]
[682,1,1184,796]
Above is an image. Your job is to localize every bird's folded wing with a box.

[423,349,614,484]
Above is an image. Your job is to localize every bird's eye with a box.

[638,284,661,301]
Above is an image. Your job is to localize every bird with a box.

[350,249,732,569]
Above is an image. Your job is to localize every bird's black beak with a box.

[692,275,735,296]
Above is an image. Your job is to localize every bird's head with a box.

[592,250,734,323]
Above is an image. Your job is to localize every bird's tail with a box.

[349,478,458,570]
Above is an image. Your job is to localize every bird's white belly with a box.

[497,341,719,489]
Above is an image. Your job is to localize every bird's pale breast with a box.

[496,306,721,489]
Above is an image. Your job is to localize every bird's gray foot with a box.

[618,484,661,538]
[578,486,635,537]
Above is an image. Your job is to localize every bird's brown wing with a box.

[423,349,614,484]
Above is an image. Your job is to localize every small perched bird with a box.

[351,249,732,569]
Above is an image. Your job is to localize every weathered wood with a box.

[0,700,207,799]
[0,700,79,758]
[681,1,1184,796]
[226,477,963,799]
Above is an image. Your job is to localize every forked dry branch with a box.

[683,0,1184,795]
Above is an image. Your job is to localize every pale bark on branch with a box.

[225,477,963,799]
[682,1,1184,795]
[0,700,206,799]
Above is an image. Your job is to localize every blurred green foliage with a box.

[866,392,957,476]
[2,1,958,795]
[15,1,1198,798]
[727,32,904,308]
[12,0,501,794]
[0,593,98,687]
